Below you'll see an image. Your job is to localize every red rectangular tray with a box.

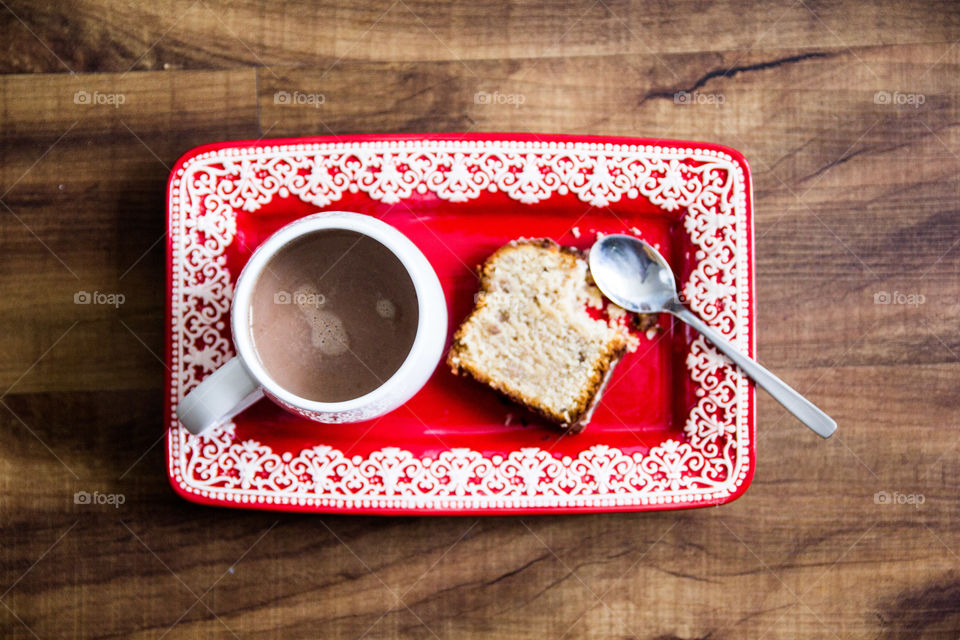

[164,133,755,514]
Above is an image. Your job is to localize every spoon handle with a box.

[671,306,837,438]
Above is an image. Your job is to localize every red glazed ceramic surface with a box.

[164,133,756,514]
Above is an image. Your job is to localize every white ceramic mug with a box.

[177,212,447,435]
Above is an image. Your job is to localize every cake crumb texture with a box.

[447,238,629,430]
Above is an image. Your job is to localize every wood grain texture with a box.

[1,1,959,638]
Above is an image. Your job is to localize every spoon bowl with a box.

[588,235,680,314]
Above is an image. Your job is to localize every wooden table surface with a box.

[2,1,959,638]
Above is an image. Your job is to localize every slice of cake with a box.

[447,239,628,431]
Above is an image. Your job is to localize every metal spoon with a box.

[589,234,836,438]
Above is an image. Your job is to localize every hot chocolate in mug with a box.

[177,212,447,435]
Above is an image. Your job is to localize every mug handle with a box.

[176,358,264,435]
